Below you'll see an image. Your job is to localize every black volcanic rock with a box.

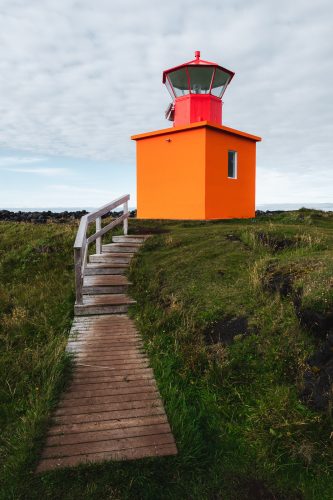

[0,209,137,223]
[0,209,88,223]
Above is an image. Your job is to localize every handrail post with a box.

[123,201,128,235]
[96,216,102,254]
[74,247,83,304]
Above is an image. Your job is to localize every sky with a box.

[0,0,332,209]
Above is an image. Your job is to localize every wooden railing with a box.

[74,194,130,304]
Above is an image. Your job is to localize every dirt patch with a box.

[217,269,225,277]
[296,307,333,339]
[261,262,333,411]
[231,477,303,500]
[294,296,333,410]
[301,334,333,410]
[204,316,250,345]
[262,263,294,297]
[256,232,296,252]
[226,233,241,242]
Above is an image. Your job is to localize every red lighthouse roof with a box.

[162,50,235,84]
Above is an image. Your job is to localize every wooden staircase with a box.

[74,235,149,316]
[36,197,177,473]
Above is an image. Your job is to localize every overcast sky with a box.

[0,0,332,208]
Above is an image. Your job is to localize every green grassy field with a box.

[0,210,332,499]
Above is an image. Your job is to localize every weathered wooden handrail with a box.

[74,194,130,304]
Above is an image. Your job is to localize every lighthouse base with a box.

[131,121,261,221]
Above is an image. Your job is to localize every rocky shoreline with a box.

[0,209,137,223]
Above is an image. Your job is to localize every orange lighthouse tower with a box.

[132,51,261,220]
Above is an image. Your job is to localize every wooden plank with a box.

[46,422,171,447]
[112,235,150,242]
[55,394,162,417]
[68,345,144,354]
[69,330,141,336]
[36,443,177,472]
[68,338,142,345]
[72,352,148,361]
[74,304,131,315]
[66,375,156,397]
[66,378,156,394]
[81,294,135,305]
[59,384,158,403]
[41,433,175,459]
[70,322,137,329]
[68,346,144,355]
[73,358,148,367]
[70,323,138,329]
[102,244,140,253]
[73,364,151,374]
[53,405,166,425]
[71,370,154,385]
[70,331,138,337]
[68,337,142,344]
[89,252,133,260]
[83,275,130,285]
[82,285,129,295]
[48,414,168,436]
[55,394,160,416]
[74,365,150,375]
[72,315,134,323]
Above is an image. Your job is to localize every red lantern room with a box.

[163,50,235,127]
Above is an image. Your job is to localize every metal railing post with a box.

[123,201,128,235]
[96,216,102,254]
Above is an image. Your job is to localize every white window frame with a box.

[228,150,237,179]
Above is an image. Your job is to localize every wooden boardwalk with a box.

[37,235,176,473]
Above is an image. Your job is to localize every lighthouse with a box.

[131,51,261,220]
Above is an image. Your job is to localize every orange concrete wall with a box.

[136,128,206,219]
[205,129,256,219]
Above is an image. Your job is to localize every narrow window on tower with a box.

[228,151,237,179]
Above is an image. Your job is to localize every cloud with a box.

[5,167,70,176]
[257,167,333,204]
[0,0,332,205]
[0,156,45,167]
[49,184,114,194]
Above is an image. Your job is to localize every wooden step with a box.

[83,285,129,295]
[112,235,150,243]
[83,275,131,295]
[102,243,141,253]
[74,294,136,316]
[85,263,128,275]
[89,253,133,264]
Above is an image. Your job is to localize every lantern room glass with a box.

[187,66,214,94]
[168,68,190,97]
[211,68,230,98]
[166,65,232,98]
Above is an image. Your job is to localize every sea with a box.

[256,203,333,212]
[1,203,333,213]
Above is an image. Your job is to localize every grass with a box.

[0,210,332,499]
